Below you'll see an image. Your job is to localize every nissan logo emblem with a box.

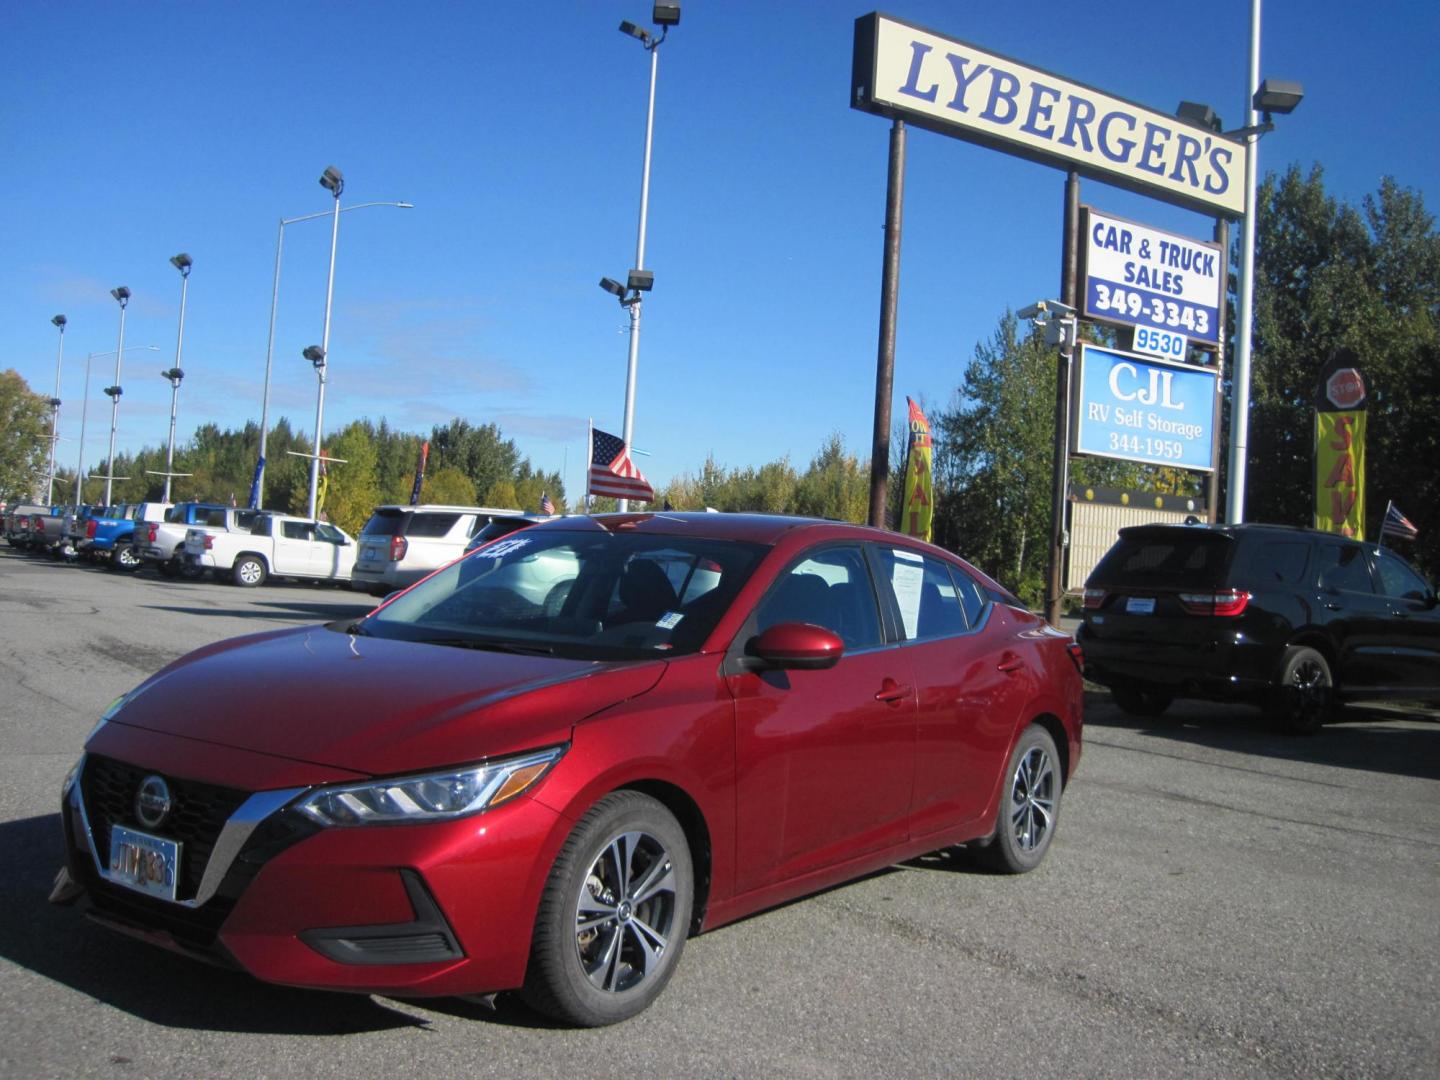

[135,775,173,829]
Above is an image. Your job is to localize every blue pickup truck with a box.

[74,502,172,570]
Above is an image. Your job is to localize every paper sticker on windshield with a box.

[656,611,684,630]
[476,537,530,559]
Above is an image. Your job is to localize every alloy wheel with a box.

[1009,745,1056,852]
[573,830,677,994]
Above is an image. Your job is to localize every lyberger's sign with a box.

[851,13,1248,217]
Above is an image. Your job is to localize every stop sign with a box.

[1326,368,1366,410]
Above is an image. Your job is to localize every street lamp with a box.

[102,286,131,505]
[1225,17,1304,523]
[46,314,66,504]
[303,166,345,521]
[606,2,679,510]
[72,345,160,504]
[158,253,193,502]
[254,196,411,509]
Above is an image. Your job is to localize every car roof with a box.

[528,511,930,547]
[1117,521,1354,543]
[370,504,520,515]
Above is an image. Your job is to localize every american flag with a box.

[540,490,555,515]
[1381,503,1419,541]
[588,427,654,502]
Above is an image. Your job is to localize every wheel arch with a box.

[1281,633,1337,684]
[1029,712,1072,785]
[614,779,712,935]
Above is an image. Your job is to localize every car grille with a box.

[81,754,250,902]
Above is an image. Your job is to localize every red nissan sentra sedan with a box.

[54,513,1083,1026]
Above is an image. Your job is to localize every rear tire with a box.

[233,556,267,588]
[1111,684,1173,717]
[1269,645,1332,735]
[521,792,692,1027]
[980,725,1062,874]
[112,544,141,572]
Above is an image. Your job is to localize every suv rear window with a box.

[361,511,404,537]
[1089,530,1234,589]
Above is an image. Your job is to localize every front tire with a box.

[980,725,1062,874]
[233,556,267,588]
[521,791,693,1027]
[1269,645,1332,735]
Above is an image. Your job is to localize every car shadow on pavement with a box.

[0,813,492,1035]
[1085,690,1440,782]
[140,600,377,622]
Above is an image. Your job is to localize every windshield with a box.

[361,529,767,660]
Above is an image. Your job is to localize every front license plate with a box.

[1125,596,1156,614]
[107,825,181,902]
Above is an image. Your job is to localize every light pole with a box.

[46,314,66,504]
[74,345,159,504]
[605,2,679,510]
[102,286,131,505]
[160,253,193,502]
[1226,0,1304,522]
[254,198,411,508]
[306,165,344,521]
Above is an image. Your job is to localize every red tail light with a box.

[86,519,97,538]
[203,534,214,550]
[389,535,408,562]
[1082,588,1106,610]
[1179,589,1251,616]
[145,524,157,543]
[1066,641,1085,674]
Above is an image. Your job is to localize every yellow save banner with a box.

[901,398,933,542]
[1314,411,1365,539]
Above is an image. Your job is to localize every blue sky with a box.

[5,1,1437,498]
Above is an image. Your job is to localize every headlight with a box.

[294,747,565,827]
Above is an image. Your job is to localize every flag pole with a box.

[586,418,594,515]
[1378,498,1393,550]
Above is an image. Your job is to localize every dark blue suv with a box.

[1078,523,1439,733]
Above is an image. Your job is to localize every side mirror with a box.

[746,622,844,671]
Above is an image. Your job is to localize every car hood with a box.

[105,625,666,776]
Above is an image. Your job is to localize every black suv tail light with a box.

[1082,588,1106,610]
[389,535,408,562]
[1178,589,1251,616]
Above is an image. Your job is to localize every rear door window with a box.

[1372,549,1432,601]
[1241,540,1311,586]
[874,547,971,640]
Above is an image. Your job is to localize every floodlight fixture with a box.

[627,269,654,293]
[303,345,326,368]
[48,396,61,408]
[320,165,345,196]
[104,385,123,398]
[111,286,131,305]
[162,367,185,383]
[653,2,680,26]
[52,314,67,328]
[1176,101,1222,133]
[619,20,650,42]
[600,276,627,298]
[1253,79,1303,115]
[170,252,193,274]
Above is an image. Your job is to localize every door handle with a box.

[874,679,911,704]
[997,655,1025,674]
[1324,602,1342,611]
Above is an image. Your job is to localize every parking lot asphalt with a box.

[2,547,1437,1078]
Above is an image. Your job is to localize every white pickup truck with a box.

[184,513,355,587]
[139,503,265,577]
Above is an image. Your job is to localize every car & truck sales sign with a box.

[1083,209,1223,349]
[851,13,1248,217]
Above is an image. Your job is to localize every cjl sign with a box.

[1074,345,1218,471]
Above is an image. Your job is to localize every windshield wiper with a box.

[418,635,557,656]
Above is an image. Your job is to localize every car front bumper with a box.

[58,735,568,998]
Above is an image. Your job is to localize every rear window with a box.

[404,512,462,538]
[361,511,404,537]
[1089,530,1234,589]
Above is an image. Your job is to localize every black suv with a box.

[1078,523,1440,733]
